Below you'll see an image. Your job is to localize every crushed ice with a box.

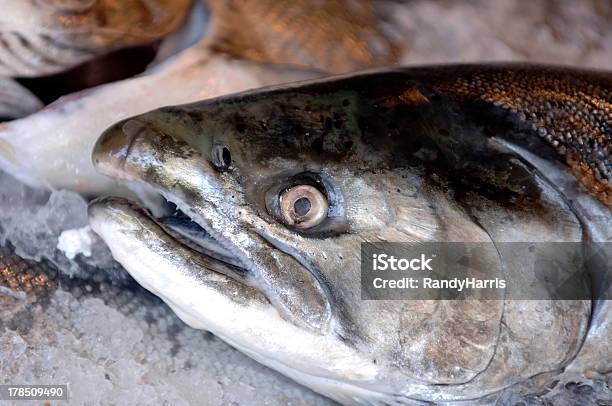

[0,170,124,282]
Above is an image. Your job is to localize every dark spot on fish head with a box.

[373,104,388,115]
[210,145,232,171]
[187,111,204,124]
[324,117,333,132]
[311,135,325,154]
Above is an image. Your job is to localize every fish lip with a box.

[160,220,249,279]
[156,202,253,279]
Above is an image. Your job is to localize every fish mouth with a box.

[91,192,333,334]
[92,119,251,284]
[90,193,254,288]
[151,199,251,284]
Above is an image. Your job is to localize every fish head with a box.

[89,81,506,395]
[89,74,593,401]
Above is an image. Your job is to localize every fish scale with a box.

[424,66,611,205]
[0,245,58,295]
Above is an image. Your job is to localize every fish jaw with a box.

[93,117,333,335]
[88,196,384,404]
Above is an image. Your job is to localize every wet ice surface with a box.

[0,170,331,404]
[0,286,331,405]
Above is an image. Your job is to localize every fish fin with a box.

[0,77,42,120]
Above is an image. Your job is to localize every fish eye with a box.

[280,185,328,229]
[212,145,232,171]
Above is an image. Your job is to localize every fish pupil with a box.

[294,197,311,216]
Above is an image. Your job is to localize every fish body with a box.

[205,0,399,73]
[89,64,611,403]
[0,42,319,196]
[0,0,193,77]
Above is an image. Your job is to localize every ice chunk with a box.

[0,330,27,365]
[0,170,87,261]
[57,226,94,260]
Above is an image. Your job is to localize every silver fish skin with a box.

[0,0,193,77]
[88,65,611,403]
